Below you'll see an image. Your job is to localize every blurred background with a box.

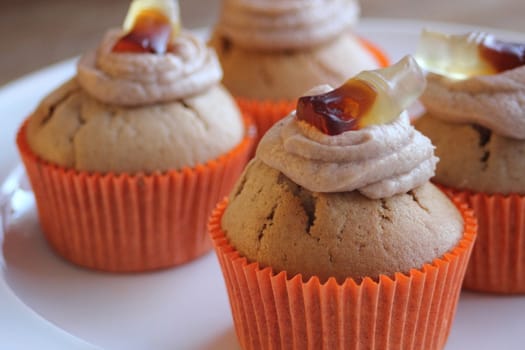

[1,0,525,85]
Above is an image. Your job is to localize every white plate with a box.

[1,19,525,350]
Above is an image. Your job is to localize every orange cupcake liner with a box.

[16,113,255,272]
[358,36,390,68]
[209,196,476,350]
[442,186,525,294]
[235,98,296,155]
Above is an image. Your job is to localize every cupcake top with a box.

[223,57,463,282]
[214,0,360,51]
[26,0,243,173]
[257,56,437,199]
[77,29,222,107]
[414,30,525,193]
[417,30,525,140]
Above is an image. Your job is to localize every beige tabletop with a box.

[1,0,525,86]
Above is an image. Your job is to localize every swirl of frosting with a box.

[422,67,525,140]
[77,29,222,106]
[257,112,438,199]
[215,0,359,51]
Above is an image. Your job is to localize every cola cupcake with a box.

[16,0,254,272]
[210,57,476,349]
[210,0,388,147]
[415,30,525,293]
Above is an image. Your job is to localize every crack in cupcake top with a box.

[215,0,360,51]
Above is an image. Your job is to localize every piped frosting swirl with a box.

[417,30,525,140]
[422,68,525,140]
[257,108,438,199]
[215,0,360,51]
[77,29,222,106]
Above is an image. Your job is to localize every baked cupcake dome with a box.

[26,79,243,174]
[415,115,525,195]
[223,159,463,283]
[211,32,385,101]
[210,0,387,101]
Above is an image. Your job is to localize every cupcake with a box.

[414,30,525,293]
[16,0,254,272]
[210,57,476,349]
[210,0,389,147]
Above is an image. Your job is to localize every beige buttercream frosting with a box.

[215,0,359,51]
[421,67,525,140]
[256,109,438,199]
[77,29,222,106]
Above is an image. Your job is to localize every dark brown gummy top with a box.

[112,9,173,54]
[479,36,525,73]
[296,79,377,135]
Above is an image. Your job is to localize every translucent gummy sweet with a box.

[113,0,181,54]
[355,55,426,128]
[124,0,180,36]
[297,55,426,135]
[415,30,496,79]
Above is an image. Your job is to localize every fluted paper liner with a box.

[210,197,476,350]
[235,98,295,154]
[443,187,525,294]
[16,114,255,272]
[235,37,390,155]
[360,36,390,68]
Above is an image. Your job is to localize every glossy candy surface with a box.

[112,0,180,54]
[416,30,525,79]
[297,56,426,135]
